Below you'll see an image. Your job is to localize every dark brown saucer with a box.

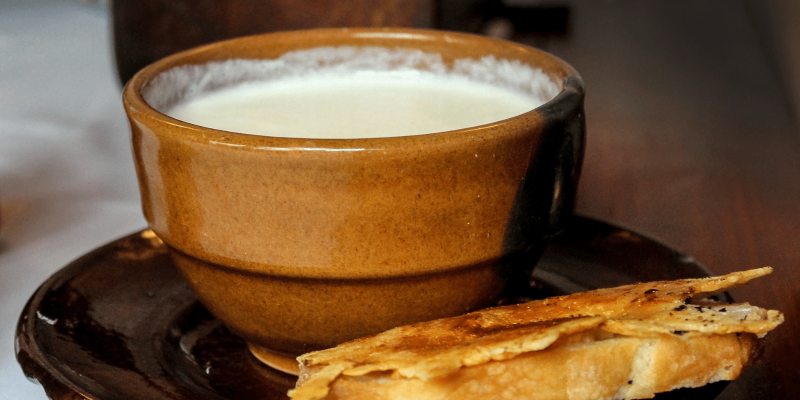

[16,216,730,400]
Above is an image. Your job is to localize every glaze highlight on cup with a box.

[123,28,585,365]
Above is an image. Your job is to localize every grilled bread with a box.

[289,268,783,400]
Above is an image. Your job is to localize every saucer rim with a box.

[15,215,728,400]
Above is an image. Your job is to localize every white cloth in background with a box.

[0,2,146,398]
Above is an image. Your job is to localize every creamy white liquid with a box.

[167,72,546,139]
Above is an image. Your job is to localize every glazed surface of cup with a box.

[123,28,585,360]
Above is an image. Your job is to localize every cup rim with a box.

[122,27,584,151]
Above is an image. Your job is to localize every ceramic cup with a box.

[123,28,584,374]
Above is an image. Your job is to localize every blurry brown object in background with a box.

[111,0,436,85]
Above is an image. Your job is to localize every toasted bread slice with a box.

[289,268,783,400]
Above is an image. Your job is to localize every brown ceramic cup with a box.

[122,28,584,373]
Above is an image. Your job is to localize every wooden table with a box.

[504,1,800,398]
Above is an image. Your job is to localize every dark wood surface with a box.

[112,0,436,84]
[508,1,800,399]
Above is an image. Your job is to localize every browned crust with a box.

[289,268,783,400]
[324,333,760,400]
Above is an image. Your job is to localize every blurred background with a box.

[1,0,799,399]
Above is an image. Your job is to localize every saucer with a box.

[16,216,730,400]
